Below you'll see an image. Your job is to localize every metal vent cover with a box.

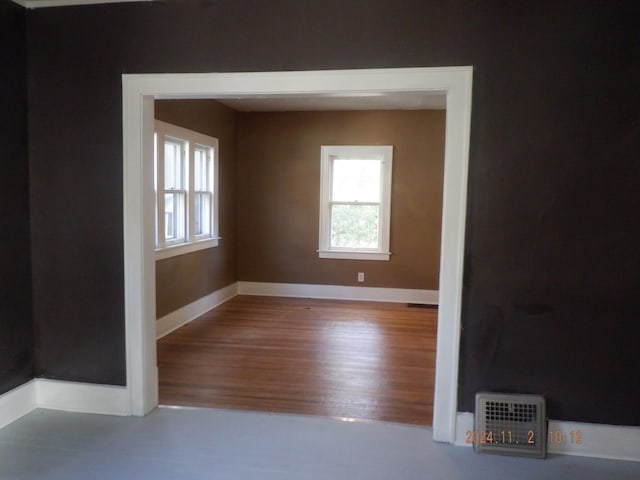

[474,393,547,459]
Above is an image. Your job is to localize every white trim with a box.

[123,67,473,439]
[238,281,438,305]
[454,412,640,462]
[0,381,37,430]
[154,120,219,253]
[0,379,129,429]
[35,379,129,416]
[431,67,473,443]
[15,0,154,9]
[454,411,475,447]
[155,237,220,260]
[156,282,238,339]
[546,419,640,462]
[123,92,158,416]
[317,250,391,261]
[318,145,393,259]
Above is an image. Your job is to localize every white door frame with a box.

[122,67,473,443]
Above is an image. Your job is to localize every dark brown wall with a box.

[237,110,444,289]
[0,0,33,395]
[23,1,640,425]
[154,100,238,318]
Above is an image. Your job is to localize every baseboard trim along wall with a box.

[0,379,129,430]
[4,286,638,463]
[35,379,130,416]
[156,282,435,340]
[0,380,37,430]
[156,282,239,339]
[455,412,640,462]
[2,281,431,430]
[237,281,439,305]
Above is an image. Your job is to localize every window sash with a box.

[329,202,381,250]
[328,158,384,250]
[154,121,218,254]
[163,138,186,191]
[330,158,382,203]
[194,191,212,237]
[193,145,212,191]
[318,145,393,261]
[163,190,187,244]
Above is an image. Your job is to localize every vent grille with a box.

[475,393,546,459]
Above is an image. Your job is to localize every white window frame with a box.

[318,145,393,261]
[154,120,219,260]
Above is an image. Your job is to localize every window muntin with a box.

[319,146,393,261]
[154,121,219,259]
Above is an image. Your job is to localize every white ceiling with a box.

[11,0,151,9]
[215,92,446,112]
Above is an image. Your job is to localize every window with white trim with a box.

[154,120,219,259]
[318,145,393,261]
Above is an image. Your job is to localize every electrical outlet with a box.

[357,272,365,282]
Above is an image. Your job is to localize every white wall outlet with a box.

[357,272,365,282]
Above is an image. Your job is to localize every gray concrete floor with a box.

[0,407,638,479]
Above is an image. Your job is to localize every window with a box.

[318,145,393,261]
[154,120,219,259]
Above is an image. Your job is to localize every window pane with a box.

[194,147,209,191]
[332,159,381,202]
[164,140,184,190]
[194,192,211,236]
[164,192,186,242]
[330,204,379,249]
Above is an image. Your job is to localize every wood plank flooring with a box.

[157,295,437,425]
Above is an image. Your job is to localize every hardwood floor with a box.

[157,295,437,426]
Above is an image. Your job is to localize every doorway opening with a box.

[153,99,444,425]
[122,67,473,443]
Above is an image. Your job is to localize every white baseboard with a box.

[0,379,130,429]
[157,282,433,341]
[0,380,37,430]
[237,281,438,305]
[156,282,239,339]
[35,379,130,416]
[455,412,640,462]
[546,419,640,462]
[454,411,475,447]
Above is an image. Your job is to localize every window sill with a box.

[155,237,220,260]
[318,250,391,261]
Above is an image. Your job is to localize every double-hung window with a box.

[318,145,393,261]
[154,120,219,259]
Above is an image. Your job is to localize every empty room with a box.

[1,0,639,478]
[153,98,445,425]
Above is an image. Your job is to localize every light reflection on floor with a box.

[318,319,385,415]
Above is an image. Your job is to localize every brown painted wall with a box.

[237,110,445,289]
[154,100,238,318]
